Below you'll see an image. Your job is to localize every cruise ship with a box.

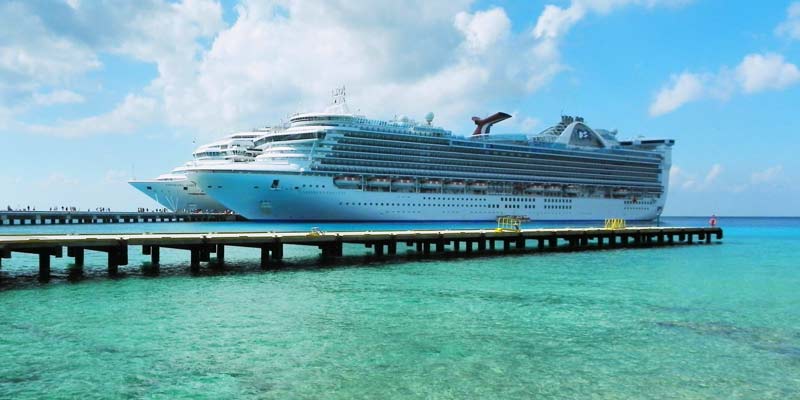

[187,97,673,221]
[129,131,268,212]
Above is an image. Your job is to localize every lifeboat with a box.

[333,175,361,188]
[545,184,562,193]
[525,183,544,193]
[613,187,629,196]
[467,181,489,192]
[420,179,442,190]
[443,180,466,192]
[366,177,391,188]
[391,178,416,191]
[564,185,580,195]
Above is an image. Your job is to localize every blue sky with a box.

[1,0,798,216]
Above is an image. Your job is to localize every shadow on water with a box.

[0,240,646,292]
[0,246,514,290]
[655,320,800,362]
[0,215,727,292]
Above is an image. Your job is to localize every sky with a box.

[0,0,798,216]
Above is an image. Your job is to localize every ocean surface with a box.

[1,217,798,399]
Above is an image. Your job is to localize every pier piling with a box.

[190,248,200,271]
[272,244,283,261]
[39,253,51,280]
[67,247,84,268]
[260,247,270,268]
[216,244,225,265]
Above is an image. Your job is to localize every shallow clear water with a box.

[1,218,799,399]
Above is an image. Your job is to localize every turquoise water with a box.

[1,218,799,398]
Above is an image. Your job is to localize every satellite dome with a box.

[400,115,410,123]
[425,112,434,125]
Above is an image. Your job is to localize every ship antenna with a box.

[332,86,346,105]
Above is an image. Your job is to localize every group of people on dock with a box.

[137,207,171,213]
[4,206,114,212]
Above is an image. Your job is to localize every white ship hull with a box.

[129,179,227,212]
[193,171,665,221]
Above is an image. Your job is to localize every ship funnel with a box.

[471,112,512,136]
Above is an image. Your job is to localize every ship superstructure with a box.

[186,95,673,221]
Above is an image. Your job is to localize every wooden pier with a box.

[0,226,723,281]
[0,211,243,225]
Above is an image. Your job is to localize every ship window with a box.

[271,180,280,188]
[183,187,188,191]
[147,186,152,190]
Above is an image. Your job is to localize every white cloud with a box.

[32,90,84,106]
[455,8,511,54]
[533,4,587,40]
[533,0,690,40]
[736,53,800,93]
[669,164,723,192]
[705,164,723,186]
[0,0,221,133]
[152,1,559,137]
[649,73,706,116]
[104,169,130,183]
[776,2,800,40]
[43,172,80,186]
[750,165,783,184]
[117,0,224,85]
[519,117,541,133]
[25,94,159,138]
[1,0,693,139]
[0,3,100,86]
[650,52,800,116]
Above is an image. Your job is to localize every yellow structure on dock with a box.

[495,216,530,232]
[604,219,627,229]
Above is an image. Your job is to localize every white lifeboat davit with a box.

[564,185,580,195]
[545,184,562,193]
[334,175,361,188]
[443,180,466,191]
[467,181,488,192]
[613,187,630,196]
[420,179,443,190]
[391,178,416,191]
[366,177,391,188]
[525,183,544,193]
